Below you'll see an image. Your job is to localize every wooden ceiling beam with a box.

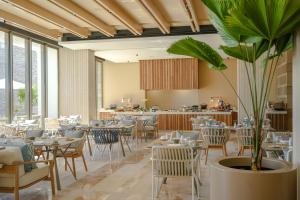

[5,0,90,38]
[0,9,61,40]
[180,0,200,32]
[94,0,142,35]
[136,0,170,34]
[49,0,116,37]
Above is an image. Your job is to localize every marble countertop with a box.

[265,110,288,114]
[100,110,236,115]
[100,109,287,115]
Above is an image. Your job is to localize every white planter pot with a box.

[210,157,297,200]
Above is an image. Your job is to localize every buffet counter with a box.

[99,110,238,130]
[99,109,288,131]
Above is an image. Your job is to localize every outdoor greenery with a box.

[18,84,38,105]
[167,0,300,170]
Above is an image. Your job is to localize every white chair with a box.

[44,118,60,136]
[0,125,18,137]
[191,116,213,130]
[151,146,200,200]
[0,147,55,200]
[236,128,254,156]
[201,127,229,164]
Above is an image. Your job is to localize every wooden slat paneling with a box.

[157,112,237,131]
[140,58,198,90]
[266,113,288,131]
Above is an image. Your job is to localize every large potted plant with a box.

[167,0,300,199]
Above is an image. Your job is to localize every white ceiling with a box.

[59,34,225,63]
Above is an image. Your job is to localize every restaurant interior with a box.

[0,0,300,200]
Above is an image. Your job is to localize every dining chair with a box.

[268,131,292,141]
[0,147,55,200]
[89,119,105,127]
[44,118,60,136]
[0,125,18,137]
[191,116,213,130]
[201,127,229,164]
[68,115,82,125]
[119,119,136,152]
[151,146,200,200]
[236,128,254,156]
[25,129,45,161]
[90,128,120,164]
[137,116,158,142]
[56,130,87,178]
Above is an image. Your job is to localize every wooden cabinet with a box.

[158,112,237,131]
[140,58,199,90]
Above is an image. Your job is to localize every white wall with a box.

[103,61,146,108]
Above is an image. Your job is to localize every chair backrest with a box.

[236,128,253,146]
[152,146,193,177]
[91,128,119,144]
[64,130,85,150]
[201,127,228,145]
[0,125,17,137]
[90,120,104,127]
[67,115,81,125]
[0,147,25,177]
[26,129,44,138]
[191,116,214,130]
[268,131,292,143]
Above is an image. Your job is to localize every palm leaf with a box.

[226,0,300,41]
[220,40,269,62]
[167,37,227,70]
[202,0,240,46]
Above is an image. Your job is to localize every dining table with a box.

[76,123,136,157]
[33,137,82,190]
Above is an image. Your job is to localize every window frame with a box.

[0,28,59,123]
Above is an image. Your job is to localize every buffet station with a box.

[99,97,238,131]
[100,97,288,131]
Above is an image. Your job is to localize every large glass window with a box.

[12,35,27,121]
[31,42,43,122]
[47,47,58,118]
[0,31,8,124]
[0,29,59,124]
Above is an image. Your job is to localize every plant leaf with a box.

[202,0,240,46]
[167,37,227,70]
[220,40,269,62]
[275,34,292,55]
[226,0,300,41]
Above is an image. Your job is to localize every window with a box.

[31,42,43,122]
[96,59,103,116]
[0,29,59,124]
[47,47,58,118]
[0,31,8,124]
[12,35,27,121]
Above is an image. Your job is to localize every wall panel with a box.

[59,48,96,123]
[140,58,198,90]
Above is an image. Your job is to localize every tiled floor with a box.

[0,133,242,200]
